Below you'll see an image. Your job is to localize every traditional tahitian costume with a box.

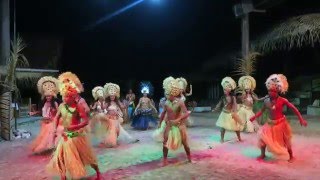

[126,90,136,121]
[131,81,158,130]
[234,52,266,133]
[250,74,307,162]
[47,72,100,180]
[215,77,243,142]
[237,76,259,132]
[160,77,191,164]
[89,86,107,133]
[177,77,194,127]
[97,83,138,147]
[30,76,59,154]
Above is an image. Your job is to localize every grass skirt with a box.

[258,116,292,156]
[46,129,97,179]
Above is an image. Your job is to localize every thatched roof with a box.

[253,13,320,53]
[0,67,59,87]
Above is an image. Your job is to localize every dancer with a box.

[237,76,267,132]
[98,83,138,147]
[47,72,100,180]
[30,76,59,154]
[214,77,243,143]
[126,89,136,121]
[90,86,106,132]
[177,77,194,127]
[250,74,307,162]
[131,82,158,130]
[160,77,191,165]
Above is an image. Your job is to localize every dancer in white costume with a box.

[177,77,194,127]
[237,76,267,132]
[214,77,243,143]
[97,83,138,147]
[90,86,106,133]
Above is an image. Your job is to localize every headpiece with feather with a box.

[140,81,154,96]
[235,52,261,91]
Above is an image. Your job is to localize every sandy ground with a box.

[0,112,320,180]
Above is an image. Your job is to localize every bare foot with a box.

[257,155,266,161]
[162,159,168,166]
[220,139,224,143]
[288,157,296,163]
[238,139,244,142]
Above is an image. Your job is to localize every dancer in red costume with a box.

[250,74,307,162]
[47,72,100,180]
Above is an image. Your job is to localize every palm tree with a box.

[0,35,29,140]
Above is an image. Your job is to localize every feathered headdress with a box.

[58,72,84,93]
[265,74,289,94]
[163,76,180,97]
[58,72,82,97]
[234,52,260,91]
[37,76,59,99]
[177,77,188,91]
[140,81,154,95]
[221,77,236,90]
[92,86,105,100]
[104,83,120,98]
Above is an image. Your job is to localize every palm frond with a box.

[233,52,261,76]
[253,13,320,53]
[4,35,29,89]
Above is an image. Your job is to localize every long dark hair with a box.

[41,96,58,110]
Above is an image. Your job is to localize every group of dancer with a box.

[214,74,307,162]
[29,70,307,179]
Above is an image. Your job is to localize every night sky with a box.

[15,0,320,99]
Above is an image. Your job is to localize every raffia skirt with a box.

[258,116,292,156]
[46,128,97,179]
[215,110,243,131]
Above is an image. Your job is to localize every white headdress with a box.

[238,75,256,91]
[221,77,236,90]
[163,76,180,97]
[92,86,105,100]
[265,74,289,94]
[104,83,120,98]
[37,76,59,99]
[177,77,188,91]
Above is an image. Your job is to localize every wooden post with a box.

[0,90,14,140]
[241,13,250,58]
[0,0,10,66]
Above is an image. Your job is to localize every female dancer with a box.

[131,82,158,130]
[237,76,267,132]
[30,76,59,154]
[98,83,138,147]
[177,77,193,127]
[214,77,243,143]
[90,86,106,132]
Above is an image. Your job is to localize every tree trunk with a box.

[0,86,14,140]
